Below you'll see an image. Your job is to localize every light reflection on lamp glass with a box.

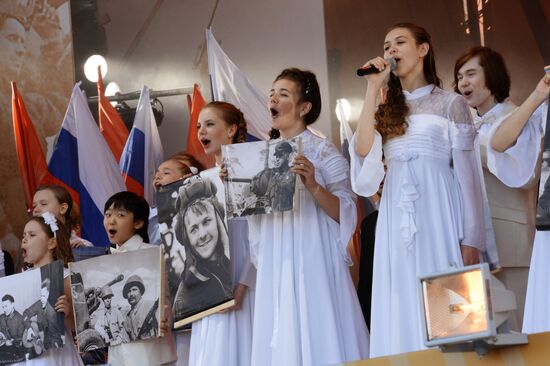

[422,267,488,341]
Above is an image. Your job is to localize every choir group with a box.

[7,22,550,366]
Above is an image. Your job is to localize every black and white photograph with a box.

[0,260,64,365]
[69,247,163,351]
[536,111,550,230]
[222,139,299,218]
[156,169,234,328]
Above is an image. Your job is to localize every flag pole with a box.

[86,86,195,103]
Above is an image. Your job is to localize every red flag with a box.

[11,82,54,212]
[186,84,215,168]
[98,66,128,163]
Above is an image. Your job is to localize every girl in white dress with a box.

[17,213,84,366]
[249,68,369,365]
[454,47,540,329]
[486,71,549,334]
[350,23,486,357]
[186,101,255,366]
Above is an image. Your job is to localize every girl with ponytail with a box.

[184,101,255,366]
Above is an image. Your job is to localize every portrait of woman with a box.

[172,176,233,322]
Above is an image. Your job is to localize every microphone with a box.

[356,58,397,77]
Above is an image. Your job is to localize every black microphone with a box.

[356,58,397,77]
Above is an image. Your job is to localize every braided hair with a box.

[203,101,248,143]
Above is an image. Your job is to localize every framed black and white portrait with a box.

[156,169,234,329]
[69,247,164,351]
[0,260,64,365]
[222,139,299,218]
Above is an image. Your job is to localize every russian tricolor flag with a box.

[120,85,164,206]
[49,83,126,246]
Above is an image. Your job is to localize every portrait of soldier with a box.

[93,286,128,345]
[173,178,232,320]
[84,286,102,327]
[0,294,25,346]
[22,279,63,355]
[250,141,295,212]
[122,275,158,341]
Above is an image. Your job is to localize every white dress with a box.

[349,85,486,357]
[188,175,256,366]
[482,101,548,334]
[249,129,369,366]
[14,268,84,366]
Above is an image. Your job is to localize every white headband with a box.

[41,212,59,236]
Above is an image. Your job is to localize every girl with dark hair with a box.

[103,191,177,366]
[487,70,549,334]
[351,23,487,357]
[33,185,94,248]
[247,67,369,365]
[18,213,83,365]
[187,101,255,366]
[454,46,543,329]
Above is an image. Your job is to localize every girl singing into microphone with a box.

[350,23,487,357]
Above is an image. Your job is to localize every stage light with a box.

[419,263,527,356]
[335,98,351,123]
[84,55,108,82]
[105,82,120,106]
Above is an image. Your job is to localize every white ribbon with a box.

[41,212,59,234]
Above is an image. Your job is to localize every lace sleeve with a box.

[449,95,486,250]
[319,141,357,265]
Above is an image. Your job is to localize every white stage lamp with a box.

[105,82,121,106]
[419,263,527,356]
[84,55,108,82]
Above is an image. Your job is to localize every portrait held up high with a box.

[69,247,164,352]
[0,260,64,365]
[156,170,234,328]
[222,139,299,217]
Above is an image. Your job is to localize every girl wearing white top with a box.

[248,68,369,365]
[186,101,255,366]
[351,23,486,357]
[17,213,83,366]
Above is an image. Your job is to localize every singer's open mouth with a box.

[270,108,279,118]
[462,90,473,97]
[200,138,211,148]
